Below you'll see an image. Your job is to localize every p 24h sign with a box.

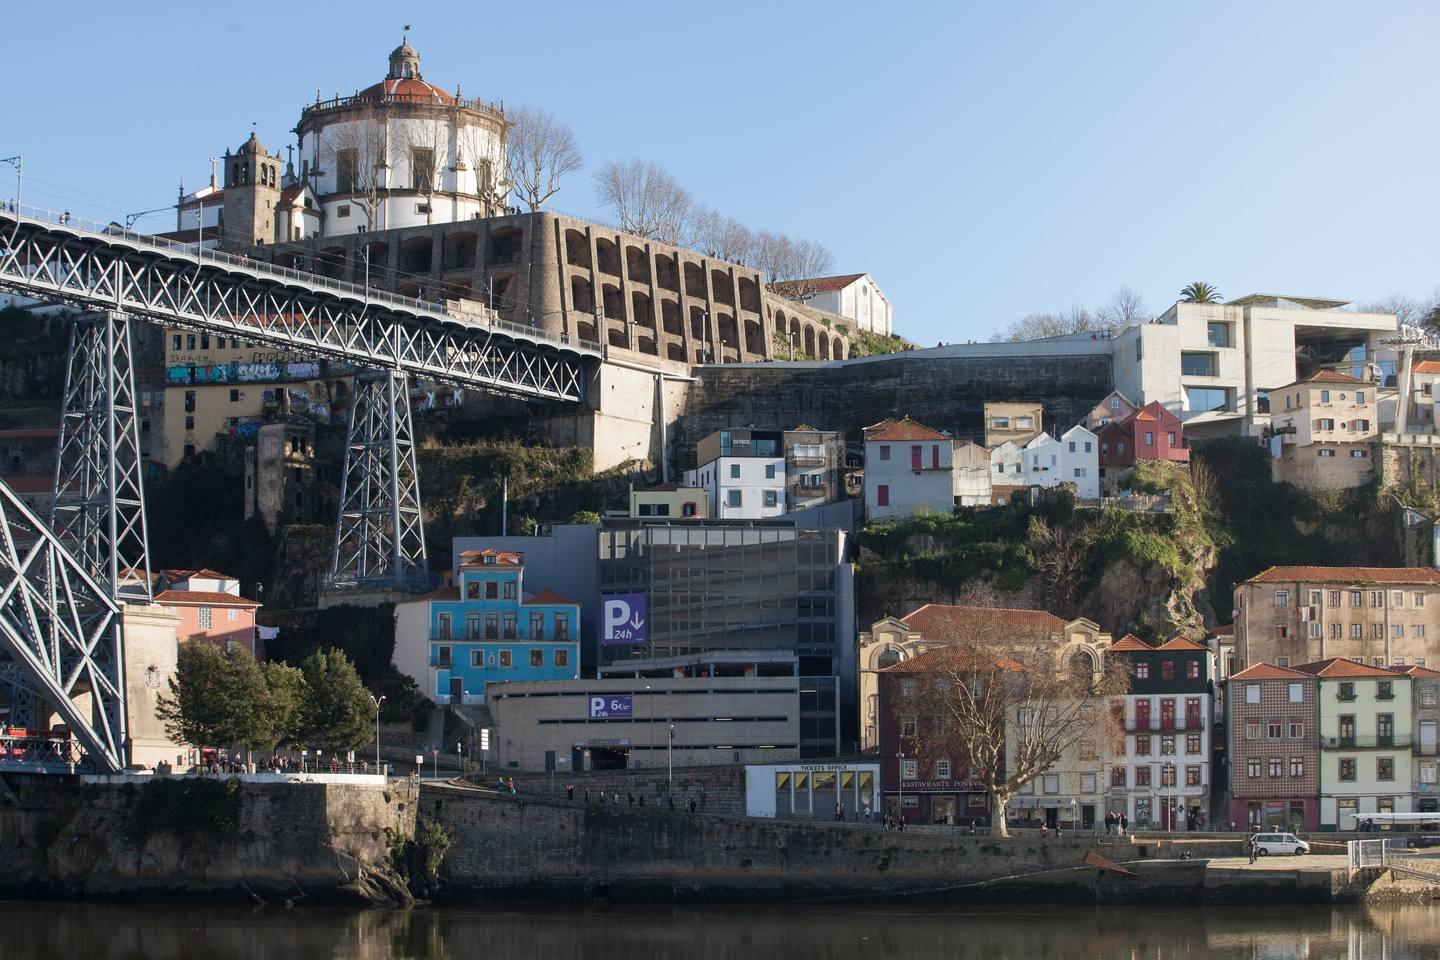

[602,592,647,645]
[589,695,633,719]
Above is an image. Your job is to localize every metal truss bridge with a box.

[0,202,603,773]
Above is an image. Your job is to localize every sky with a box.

[6,2,1438,344]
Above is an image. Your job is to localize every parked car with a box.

[1404,835,1440,849]
[1251,832,1309,856]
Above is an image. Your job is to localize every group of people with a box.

[1104,811,1130,836]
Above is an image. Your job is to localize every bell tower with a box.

[222,131,283,247]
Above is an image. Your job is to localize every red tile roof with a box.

[459,549,523,567]
[1157,636,1208,651]
[1246,566,1440,585]
[358,77,456,103]
[1298,369,1368,384]
[1108,635,1154,652]
[278,184,304,205]
[1389,664,1440,678]
[1413,360,1440,374]
[899,603,1064,640]
[865,417,951,442]
[523,588,577,606]
[155,589,259,606]
[861,418,898,438]
[769,273,866,296]
[408,585,460,602]
[1292,658,1402,679]
[1229,662,1314,681]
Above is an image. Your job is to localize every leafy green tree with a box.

[223,647,274,758]
[301,649,374,753]
[569,510,602,525]
[259,660,307,752]
[156,643,234,749]
[1179,281,1221,304]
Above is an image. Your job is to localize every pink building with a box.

[155,568,263,658]
[1097,401,1191,468]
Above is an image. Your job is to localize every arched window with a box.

[877,647,902,669]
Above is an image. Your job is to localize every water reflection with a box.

[4,901,1439,959]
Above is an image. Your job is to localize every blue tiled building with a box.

[397,549,580,703]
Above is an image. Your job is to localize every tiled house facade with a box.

[1225,663,1320,831]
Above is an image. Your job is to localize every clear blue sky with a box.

[7,2,1437,343]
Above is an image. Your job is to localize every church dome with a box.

[363,38,453,103]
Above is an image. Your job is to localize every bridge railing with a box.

[0,731,82,770]
[1,200,598,355]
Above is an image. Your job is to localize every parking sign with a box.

[601,593,647,645]
[589,695,634,719]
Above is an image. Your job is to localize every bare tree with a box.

[507,107,583,213]
[455,123,509,216]
[328,109,389,231]
[594,159,693,245]
[690,207,754,263]
[992,305,1112,343]
[395,121,450,225]
[1026,516,1093,614]
[896,639,1128,838]
[1356,293,1424,325]
[754,232,836,298]
[1097,286,1149,328]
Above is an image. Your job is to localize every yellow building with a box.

[1269,370,1376,489]
[160,327,351,467]
[983,401,1044,448]
[629,483,708,519]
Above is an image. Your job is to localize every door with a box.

[1136,700,1151,730]
[932,796,955,825]
[1422,720,1437,755]
[449,677,463,704]
[1160,699,1176,730]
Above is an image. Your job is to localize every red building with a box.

[1224,662,1320,832]
[877,646,1001,826]
[1097,401,1191,468]
[155,568,263,658]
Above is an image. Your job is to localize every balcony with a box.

[1322,735,1408,749]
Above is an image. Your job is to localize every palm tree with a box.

[1179,281,1220,304]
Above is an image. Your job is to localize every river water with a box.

[4,900,1438,959]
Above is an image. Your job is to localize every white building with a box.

[684,429,786,520]
[771,273,893,336]
[1022,426,1099,500]
[1110,295,1397,440]
[862,418,954,520]
[989,441,1025,500]
[953,439,993,506]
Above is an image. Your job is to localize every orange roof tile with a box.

[899,603,1064,640]
[1292,658,1403,679]
[1413,360,1440,374]
[1246,566,1440,585]
[1108,635,1154,652]
[155,589,259,606]
[1157,636,1208,651]
[1298,369,1367,384]
[459,549,523,567]
[861,418,898,438]
[1389,664,1440,678]
[865,417,950,442]
[523,588,577,606]
[1229,662,1314,681]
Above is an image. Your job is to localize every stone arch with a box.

[684,262,705,298]
[625,246,650,284]
[489,226,522,265]
[631,292,655,331]
[803,324,816,359]
[661,299,682,336]
[666,342,687,362]
[744,318,763,356]
[818,335,831,360]
[444,231,477,271]
[576,316,599,343]
[601,284,625,322]
[717,313,738,361]
[655,254,679,292]
[607,325,628,349]
[833,334,846,360]
[689,306,708,342]
[565,229,590,268]
[570,276,594,314]
[595,238,620,276]
[738,276,761,313]
[710,269,734,306]
[400,236,433,275]
[872,644,906,670]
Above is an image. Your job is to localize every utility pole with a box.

[1,156,21,211]
[369,694,386,769]
[500,474,508,535]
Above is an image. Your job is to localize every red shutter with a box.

[932,445,940,468]
[877,484,889,507]
[911,445,922,470]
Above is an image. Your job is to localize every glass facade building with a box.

[597,521,854,757]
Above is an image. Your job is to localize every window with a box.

[1317,449,1336,458]
[485,581,498,600]
[764,463,776,479]
[1245,684,1261,704]
[1160,766,1176,787]
[1161,660,1175,680]
[1185,385,1229,412]
[184,416,194,430]
[875,484,888,508]
[1042,774,1059,794]
[229,388,240,402]
[1422,686,1439,708]
[498,650,512,668]
[1351,590,1363,607]
[1068,441,1076,453]
[1181,352,1216,376]
[528,649,543,668]
[1372,623,1384,640]
[1339,758,1357,782]
[171,334,181,351]
[504,581,517,600]
[530,613,544,640]
[1290,757,1304,778]
[727,490,742,508]
[1186,766,1201,786]
[935,759,951,780]
[1273,589,1291,607]
[1268,757,1283,778]
[1206,322,1231,348]
[1351,623,1363,639]
[1416,625,1426,638]
[1288,683,1303,703]
[1339,682,1356,701]
[335,149,358,193]
[186,335,196,351]
[1136,734,1152,755]
[1247,759,1262,778]
[1136,766,1152,787]
[1320,390,1331,404]
[1289,722,1304,739]
[484,614,498,639]
[1111,766,1127,787]
[1168,432,1177,446]
[554,648,568,668]
[1161,735,1175,755]
[197,606,212,629]
[1309,622,1322,639]
[1186,660,1200,679]
[437,645,451,669]
[1185,733,1200,754]
[502,614,517,640]
[1393,624,1405,639]
[1371,590,1385,608]
[466,581,480,600]
[554,614,569,640]
[1135,662,1150,680]
[470,650,484,668]
[992,417,1010,429]
[764,490,779,508]
[1417,592,1426,608]
[900,717,917,738]
[1274,624,1288,640]
[730,464,740,479]
[1357,391,1366,404]
[879,445,890,461]
[1074,467,1087,478]
[1330,590,1341,607]
[1267,721,1282,739]
[1378,757,1395,782]
[1145,431,1155,445]
[1331,623,1342,639]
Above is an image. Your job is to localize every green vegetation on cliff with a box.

[124,778,242,844]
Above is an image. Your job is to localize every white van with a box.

[1251,832,1309,856]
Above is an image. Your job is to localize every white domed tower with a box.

[296,39,509,235]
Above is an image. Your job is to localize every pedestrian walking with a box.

[1248,838,1257,864]
[1120,813,1128,837]
[628,792,635,807]
[1105,812,1114,836]
[507,776,516,795]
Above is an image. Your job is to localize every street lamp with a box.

[369,694,386,770]
[1,155,21,211]
[896,751,905,820]
[645,683,654,769]
[668,723,675,786]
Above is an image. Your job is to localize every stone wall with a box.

[0,776,417,901]
[484,764,745,817]
[669,351,1114,472]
